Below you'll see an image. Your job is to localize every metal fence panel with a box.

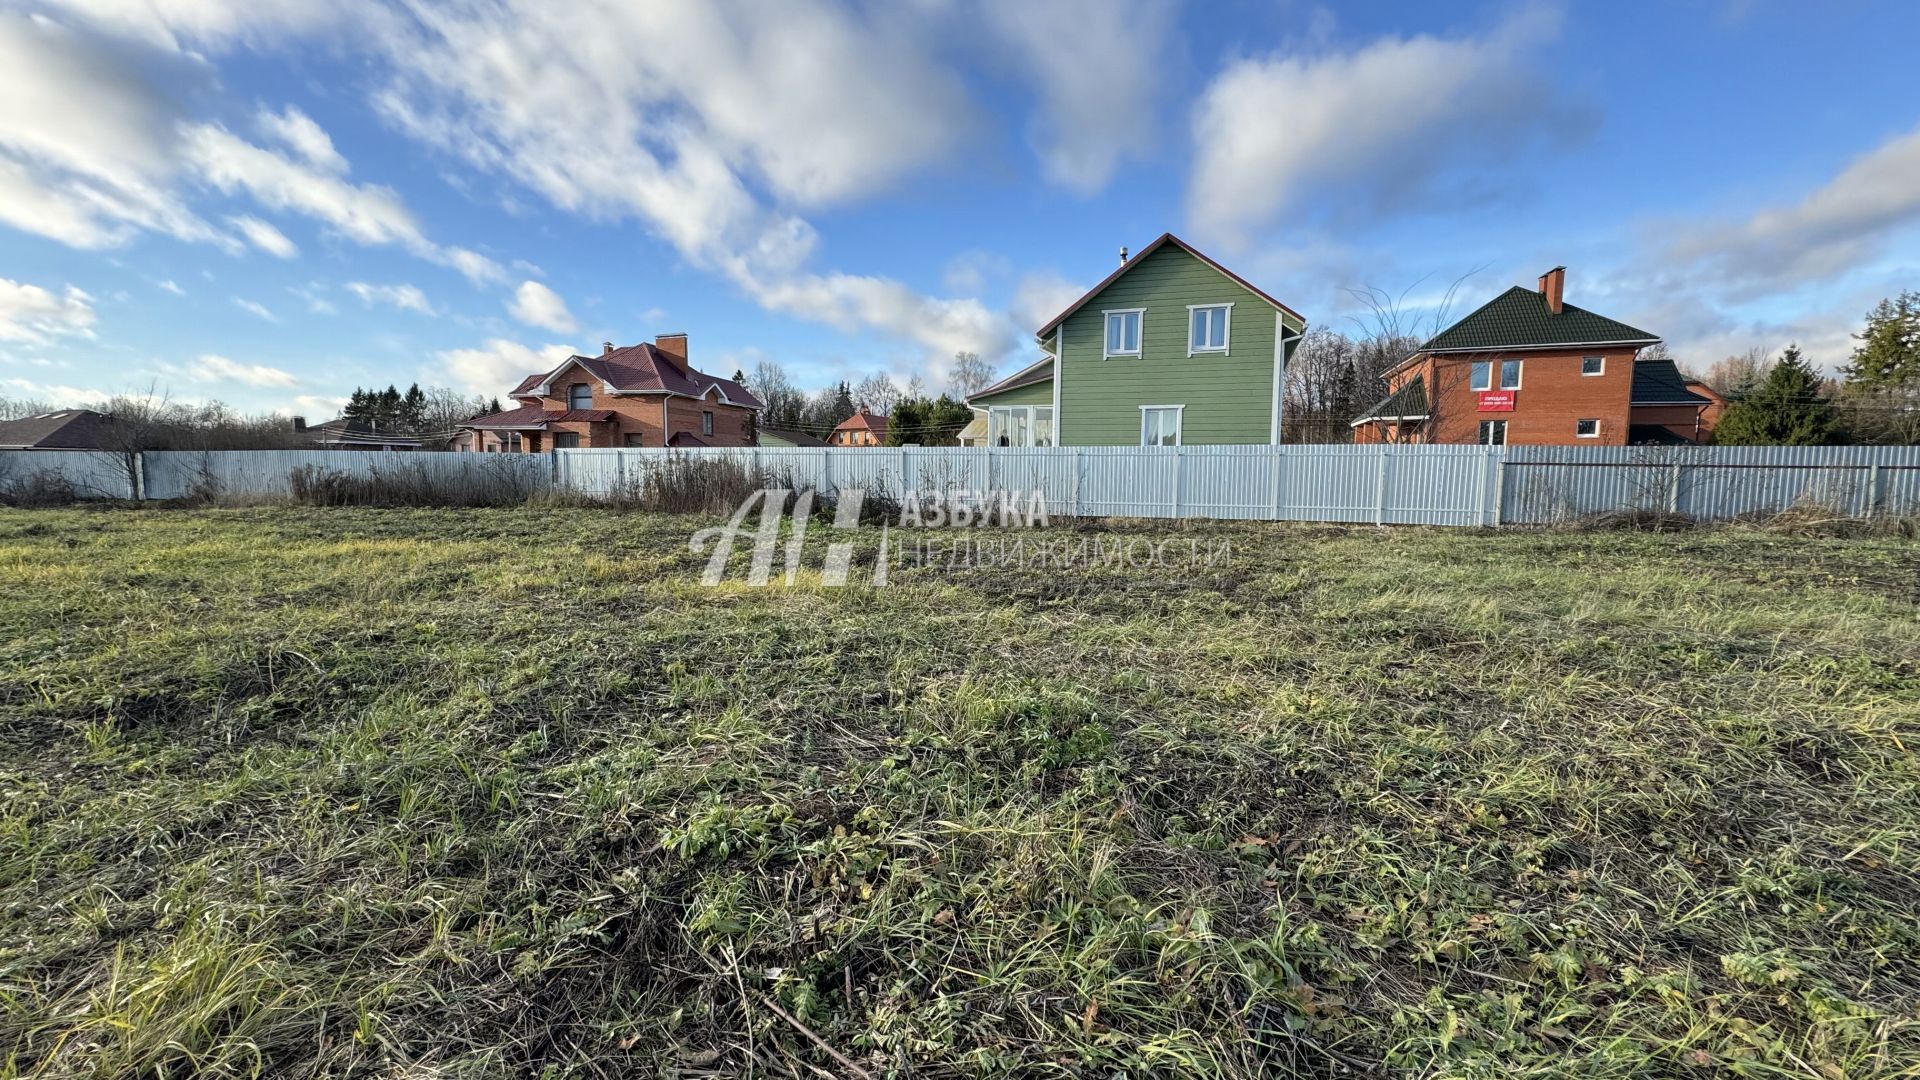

[8,444,1920,526]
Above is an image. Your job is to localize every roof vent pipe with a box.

[1119,246,1129,265]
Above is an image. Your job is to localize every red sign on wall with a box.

[1478,391,1516,411]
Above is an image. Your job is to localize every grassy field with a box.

[0,506,1916,1078]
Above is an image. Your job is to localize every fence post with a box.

[1374,446,1389,525]
[1491,449,1506,527]
[821,449,833,495]
[987,446,997,495]
[1268,447,1281,520]
[899,447,909,498]
[132,451,146,501]
[1072,448,1083,517]
[1667,461,1683,514]
[615,450,626,495]
[1866,462,1882,516]
[1171,447,1183,518]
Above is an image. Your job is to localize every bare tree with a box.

[418,387,491,434]
[947,351,995,398]
[1700,347,1772,397]
[747,360,806,430]
[0,395,60,421]
[854,371,903,414]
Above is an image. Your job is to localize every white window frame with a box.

[1575,418,1600,439]
[1470,361,1492,392]
[1581,356,1605,376]
[1186,303,1232,356]
[986,404,1055,447]
[1478,420,1507,446]
[701,410,714,436]
[1103,308,1144,358]
[1139,404,1184,447]
[1499,359,1523,390]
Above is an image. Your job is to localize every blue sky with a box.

[3,0,1918,418]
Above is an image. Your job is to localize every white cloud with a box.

[255,104,345,173]
[1666,121,1920,297]
[344,281,435,314]
[435,338,577,396]
[1187,9,1574,246]
[508,280,576,333]
[2,375,111,405]
[232,296,277,321]
[0,279,98,343]
[290,392,347,416]
[979,0,1174,195]
[1009,271,1087,337]
[157,278,185,295]
[36,0,346,52]
[228,213,298,257]
[177,352,299,387]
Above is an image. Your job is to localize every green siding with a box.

[971,378,1054,407]
[1057,245,1302,446]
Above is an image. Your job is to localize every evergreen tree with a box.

[485,398,503,417]
[344,388,371,422]
[1712,346,1842,445]
[1841,291,1920,391]
[883,395,973,446]
[828,381,856,423]
[376,386,402,429]
[400,384,427,431]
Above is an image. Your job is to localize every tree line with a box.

[737,351,995,445]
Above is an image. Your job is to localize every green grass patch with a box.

[0,507,1916,1077]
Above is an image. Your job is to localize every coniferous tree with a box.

[400,384,427,431]
[1712,346,1842,445]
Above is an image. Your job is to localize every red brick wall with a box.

[1630,405,1709,444]
[510,360,754,449]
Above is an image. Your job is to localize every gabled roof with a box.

[1419,286,1661,354]
[1350,378,1429,426]
[834,407,887,433]
[967,356,1053,404]
[1033,232,1305,339]
[0,409,122,449]
[667,431,710,447]
[525,344,762,409]
[1631,357,1712,406]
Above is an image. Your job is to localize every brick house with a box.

[1352,267,1714,446]
[460,334,760,452]
[829,407,887,447]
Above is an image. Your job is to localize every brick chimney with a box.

[602,341,614,354]
[1539,266,1566,315]
[653,332,688,367]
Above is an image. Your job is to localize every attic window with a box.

[1582,356,1604,376]
[568,383,592,410]
[1104,309,1143,358]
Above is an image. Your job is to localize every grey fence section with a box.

[6,444,1919,525]
[140,449,550,500]
[0,449,136,499]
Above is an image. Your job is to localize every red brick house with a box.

[461,334,760,452]
[1352,267,1714,446]
[829,407,887,447]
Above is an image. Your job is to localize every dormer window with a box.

[568,383,592,410]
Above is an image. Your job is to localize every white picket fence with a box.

[3,444,1918,526]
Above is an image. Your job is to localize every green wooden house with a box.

[968,233,1307,446]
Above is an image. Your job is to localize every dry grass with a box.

[0,507,1915,1077]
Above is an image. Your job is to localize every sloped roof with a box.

[968,356,1053,403]
[1350,377,1429,425]
[0,409,121,449]
[1421,286,1661,354]
[1631,357,1712,406]
[834,407,887,433]
[667,431,709,447]
[1033,232,1305,339]
[524,344,762,409]
[758,427,828,447]
[462,405,617,429]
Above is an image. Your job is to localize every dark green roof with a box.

[1351,377,1428,424]
[1630,357,1711,406]
[1422,286,1660,354]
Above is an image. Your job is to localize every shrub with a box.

[286,459,542,507]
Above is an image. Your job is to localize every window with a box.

[701,411,714,436]
[1471,361,1492,391]
[1104,309,1143,357]
[986,405,1055,447]
[552,432,580,449]
[505,432,522,452]
[568,383,592,410]
[624,433,645,447]
[1499,360,1523,390]
[1140,406,1182,447]
[1188,304,1230,355]
[1478,420,1507,446]
[1576,418,1600,438]
[1581,356,1604,376]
